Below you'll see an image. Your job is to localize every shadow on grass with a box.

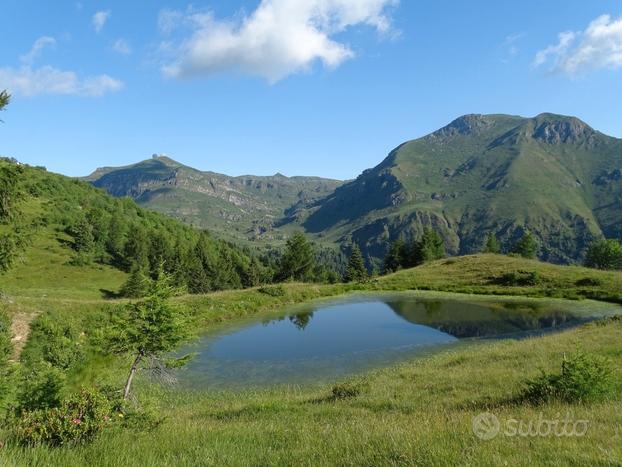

[100,288,122,299]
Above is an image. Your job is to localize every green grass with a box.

[1,254,622,465]
[3,318,622,466]
[0,227,127,301]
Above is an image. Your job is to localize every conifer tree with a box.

[411,228,446,266]
[122,226,150,271]
[107,269,187,400]
[511,231,539,259]
[71,218,95,254]
[344,243,368,282]
[277,232,315,282]
[119,265,152,298]
[383,238,406,273]
[106,212,127,265]
[483,233,501,254]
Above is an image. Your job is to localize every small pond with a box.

[175,292,621,389]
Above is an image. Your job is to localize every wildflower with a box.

[72,418,82,425]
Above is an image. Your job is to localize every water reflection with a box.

[289,312,314,331]
[387,299,579,338]
[176,294,619,389]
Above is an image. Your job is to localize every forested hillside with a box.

[0,158,271,296]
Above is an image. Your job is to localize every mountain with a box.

[85,156,343,243]
[288,113,622,264]
[84,114,622,265]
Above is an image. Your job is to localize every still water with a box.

[176,293,620,389]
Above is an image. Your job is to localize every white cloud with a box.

[158,9,184,35]
[0,67,123,97]
[0,37,123,97]
[500,33,525,63]
[93,10,111,33]
[20,36,57,65]
[533,31,576,68]
[113,39,132,55]
[534,14,622,74]
[160,0,399,83]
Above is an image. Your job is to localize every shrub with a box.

[521,351,615,404]
[585,239,622,270]
[495,270,541,287]
[15,364,65,413]
[0,308,12,403]
[258,285,286,297]
[22,315,84,370]
[575,277,604,287]
[10,388,112,447]
[331,380,367,400]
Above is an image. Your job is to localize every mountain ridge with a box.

[85,113,622,265]
[84,155,344,243]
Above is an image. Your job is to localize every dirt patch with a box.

[9,311,38,362]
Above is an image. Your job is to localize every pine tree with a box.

[277,232,315,282]
[383,238,406,273]
[106,269,188,400]
[483,233,501,254]
[69,217,95,265]
[244,256,266,287]
[71,218,95,253]
[106,211,127,266]
[344,243,368,282]
[412,228,446,265]
[511,231,539,259]
[119,265,152,298]
[122,226,150,271]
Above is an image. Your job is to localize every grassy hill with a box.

[1,253,621,465]
[0,158,276,299]
[296,113,622,265]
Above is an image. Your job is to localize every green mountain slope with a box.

[85,156,343,243]
[0,158,267,299]
[295,113,622,264]
[83,114,622,265]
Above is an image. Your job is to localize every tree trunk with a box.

[123,352,143,401]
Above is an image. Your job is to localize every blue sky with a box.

[1,0,622,180]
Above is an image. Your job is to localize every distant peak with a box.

[429,114,498,139]
[448,114,488,131]
[149,154,180,165]
[530,114,596,145]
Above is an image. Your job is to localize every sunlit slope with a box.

[85,156,344,243]
[299,114,622,263]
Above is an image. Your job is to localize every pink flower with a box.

[72,418,82,425]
